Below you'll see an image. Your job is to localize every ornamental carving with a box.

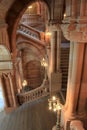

[61,23,87,43]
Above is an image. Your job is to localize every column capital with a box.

[49,23,61,31]
[61,22,87,42]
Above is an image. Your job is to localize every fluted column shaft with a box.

[71,0,77,18]
[56,30,61,71]
[64,43,84,118]
[64,42,74,110]
[77,44,87,116]
[50,31,57,73]
[8,73,17,107]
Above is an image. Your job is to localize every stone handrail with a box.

[18,23,45,41]
[17,85,49,105]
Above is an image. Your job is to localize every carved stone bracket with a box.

[61,23,87,42]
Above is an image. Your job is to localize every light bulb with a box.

[53,108,57,112]
[64,13,66,19]
[52,96,56,101]
[49,107,52,110]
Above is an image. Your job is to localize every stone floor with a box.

[0,96,56,130]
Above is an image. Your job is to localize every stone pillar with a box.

[15,56,23,92]
[8,73,17,107]
[18,58,23,86]
[2,73,13,107]
[64,42,74,110]
[80,0,86,16]
[56,29,61,71]
[77,44,87,118]
[50,31,57,73]
[49,24,62,93]
[0,23,10,50]
[65,0,72,17]
[71,0,77,18]
[63,43,85,129]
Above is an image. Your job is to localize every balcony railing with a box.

[17,23,45,41]
[17,84,49,105]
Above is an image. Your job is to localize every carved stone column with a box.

[77,44,87,127]
[49,24,62,93]
[80,0,86,16]
[0,23,10,50]
[71,0,77,18]
[2,73,13,108]
[8,73,17,107]
[50,30,57,73]
[61,5,87,129]
[56,29,61,72]
[63,43,85,130]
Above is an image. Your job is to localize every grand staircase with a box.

[0,19,70,130]
[17,23,70,102]
[0,96,56,130]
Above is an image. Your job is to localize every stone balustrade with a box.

[18,23,42,40]
[17,85,49,104]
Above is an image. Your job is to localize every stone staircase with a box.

[0,96,56,130]
[60,43,70,97]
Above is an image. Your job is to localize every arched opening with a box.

[15,1,49,94]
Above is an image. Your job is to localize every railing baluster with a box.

[18,24,42,40]
[17,86,49,104]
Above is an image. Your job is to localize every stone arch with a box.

[17,41,45,60]
[6,0,51,52]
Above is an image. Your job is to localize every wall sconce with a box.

[64,13,66,19]
[45,31,51,46]
[22,80,27,88]
[28,6,32,9]
[48,96,63,130]
[41,58,48,67]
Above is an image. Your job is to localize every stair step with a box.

[0,96,58,130]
